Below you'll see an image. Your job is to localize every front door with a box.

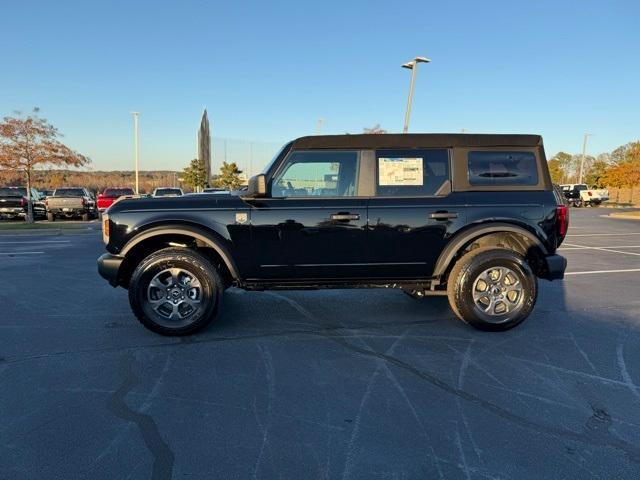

[247,149,368,280]
[367,148,467,278]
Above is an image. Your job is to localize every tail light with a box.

[588,191,593,196]
[81,198,87,206]
[556,205,568,238]
[45,199,49,207]
[20,198,26,207]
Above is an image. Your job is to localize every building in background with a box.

[197,109,211,185]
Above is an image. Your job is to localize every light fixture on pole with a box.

[402,56,430,133]
[578,133,593,184]
[131,112,140,194]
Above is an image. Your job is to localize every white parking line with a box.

[0,251,45,256]
[560,245,640,251]
[566,233,640,237]
[566,268,640,276]
[563,243,640,257]
[0,240,71,245]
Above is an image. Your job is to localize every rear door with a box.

[247,149,369,280]
[367,148,467,278]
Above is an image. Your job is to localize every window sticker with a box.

[378,157,423,186]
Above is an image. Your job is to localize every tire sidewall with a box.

[130,251,221,335]
[455,250,537,331]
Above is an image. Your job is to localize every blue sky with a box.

[2,0,639,172]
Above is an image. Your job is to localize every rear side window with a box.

[468,151,538,186]
[375,149,450,196]
[105,188,134,197]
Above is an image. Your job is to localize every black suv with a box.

[98,134,568,335]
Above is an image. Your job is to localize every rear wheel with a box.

[447,247,537,331]
[47,212,55,222]
[81,212,89,221]
[129,248,222,335]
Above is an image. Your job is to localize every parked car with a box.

[0,187,46,220]
[46,187,96,221]
[98,133,568,336]
[560,183,609,207]
[97,187,135,216]
[152,187,183,197]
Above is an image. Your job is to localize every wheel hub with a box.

[146,268,203,321]
[471,266,525,319]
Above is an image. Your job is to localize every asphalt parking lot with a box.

[1,208,640,480]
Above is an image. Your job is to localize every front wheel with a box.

[447,247,537,332]
[128,248,223,335]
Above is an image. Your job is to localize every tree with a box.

[181,158,208,191]
[548,152,574,184]
[584,160,609,188]
[212,161,243,190]
[0,108,89,222]
[363,124,387,134]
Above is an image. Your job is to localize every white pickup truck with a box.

[560,183,609,207]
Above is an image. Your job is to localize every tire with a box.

[447,247,537,332]
[47,212,55,222]
[81,213,89,221]
[128,248,223,336]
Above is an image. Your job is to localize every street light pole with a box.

[578,133,592,184]
[402,56,430,133]
[131,112,140,194]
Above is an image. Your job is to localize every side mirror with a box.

[243,174,268,198]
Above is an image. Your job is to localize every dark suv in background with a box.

[98,134,568,335]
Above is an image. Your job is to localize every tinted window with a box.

[468,151,538,186]
[104,188,134,197]
[155,188,182,196]
[272,151,359,197]
[375,149,449,196]
[54,188,85,196]
[0,188,23,197]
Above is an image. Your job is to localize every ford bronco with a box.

[98,134,568,335]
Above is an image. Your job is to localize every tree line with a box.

[548,141,640,188]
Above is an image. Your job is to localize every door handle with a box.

[330,213,360,221]
[429,211,458,220]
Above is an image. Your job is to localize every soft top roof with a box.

[291,133,542,150]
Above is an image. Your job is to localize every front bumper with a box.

[540,254,567,280]
[97,253,124,287]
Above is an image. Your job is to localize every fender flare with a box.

[433,222,548,277]
[120,224,241,280]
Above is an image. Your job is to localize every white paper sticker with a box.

[378,158,423,186]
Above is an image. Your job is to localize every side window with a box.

[271,150,359,197]
[375,149,450,197]
[468,151,538,186]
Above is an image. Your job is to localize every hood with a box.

[108,192,248,214]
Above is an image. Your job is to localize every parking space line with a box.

[566,268,640,276]
[560,245,640,251]
[563,243,640,257]
[0,251,45,256]
[566,233,640,237]
[0,240,71,245]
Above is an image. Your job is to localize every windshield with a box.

[104,188,134,197]
[54,188,84,197]
[261,142,291,174]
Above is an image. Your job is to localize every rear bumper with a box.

[540,254,567,280]
[97,253,124,287]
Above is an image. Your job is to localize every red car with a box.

[97,188,135,214]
